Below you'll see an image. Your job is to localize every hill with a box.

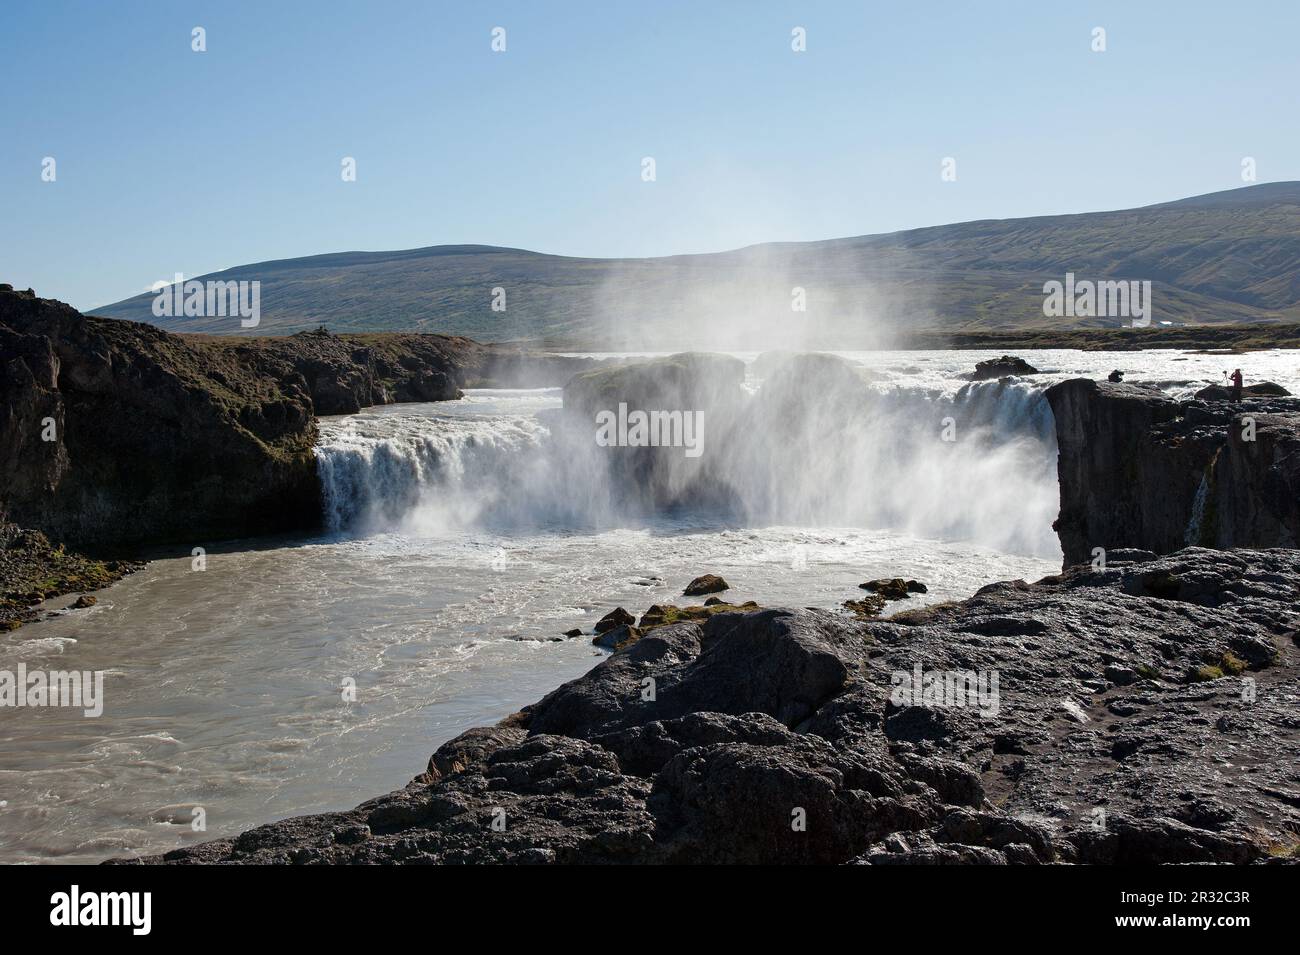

[90,183,1300,348]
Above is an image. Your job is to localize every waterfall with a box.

[1185,469,1212,546]
[313,375,1063,558]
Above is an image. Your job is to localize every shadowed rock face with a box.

[119,547,1300,865]
[1046,378,1300,568]
[1,289,323,549]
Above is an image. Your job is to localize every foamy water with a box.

[1,348,1295,863]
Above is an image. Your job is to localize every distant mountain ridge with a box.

[92,182,1300,347]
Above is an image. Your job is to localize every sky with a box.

[2,0,1298,312]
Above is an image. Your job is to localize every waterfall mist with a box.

[315,359,1062,560]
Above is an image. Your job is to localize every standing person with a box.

[1230,368,1244,402]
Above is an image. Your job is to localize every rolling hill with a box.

[91,182,1300,348]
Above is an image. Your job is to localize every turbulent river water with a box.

[2,348,1297,863]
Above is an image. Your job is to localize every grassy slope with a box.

[91,183,1300,345]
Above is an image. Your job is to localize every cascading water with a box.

[313,366,1063,559]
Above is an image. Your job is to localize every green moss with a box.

[1219,651,1247,675]
[636,601,760,633]
[1264,839,1300,858]
[1188,664,1225,683]
[1134,662,1162,680]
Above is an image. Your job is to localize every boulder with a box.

[1195,381,1291,400]
[592,624,643,651]
[684,574,729,596]
[859,578,926,599]
[972,356,1039,380]
[593,607,634,634]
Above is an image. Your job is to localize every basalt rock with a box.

[0,290,323,549]
[1195,381,1291,401]
[593,607,634,634]
[972,355,1039,380]
[120,547,1300,865]
[860,578,927,599]
[1046,377,1300,567]
[684,574,729,596]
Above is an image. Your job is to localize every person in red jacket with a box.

[1230,368,1244,402]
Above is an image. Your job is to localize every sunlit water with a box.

[1,348,1296,863]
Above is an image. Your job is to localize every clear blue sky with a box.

[3,0,1298,311]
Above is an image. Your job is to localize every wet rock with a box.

[70,594,97,609]
[1195,381,1291,401]
[593,607,634,634]
[592,624,642,651]
[972,356,1039,380]
[562,628,582,638]
[637,601,759,632]
[860,578,927,599]
[684,574,729,596]
[843,596,887,618]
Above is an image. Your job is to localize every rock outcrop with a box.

[1,289,323,549]
[1195,381,1292,401]
[1046,377,1300,567]
[683,574,729,596]
[972,355,1039,380]
[117,547,1300,865]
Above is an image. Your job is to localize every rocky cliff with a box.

[0,288,603,550]
[118,547,1300,865]
[1047,378,1300,568]
[1,289,323,549]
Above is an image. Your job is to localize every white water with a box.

[2,347,1296,864]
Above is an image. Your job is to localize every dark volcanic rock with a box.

[592,623,642,650]
[593,607,634,634]
[683,574,728,596]
[0,290,325,548]
[972,356,1039,380]
[1195,381,1291,401]
[860,578,927,599]
[1046,377,1300,567]
[120,547,1300,865]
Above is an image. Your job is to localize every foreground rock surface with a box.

[118,547,1300,865]
[1047,378,1300,567]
